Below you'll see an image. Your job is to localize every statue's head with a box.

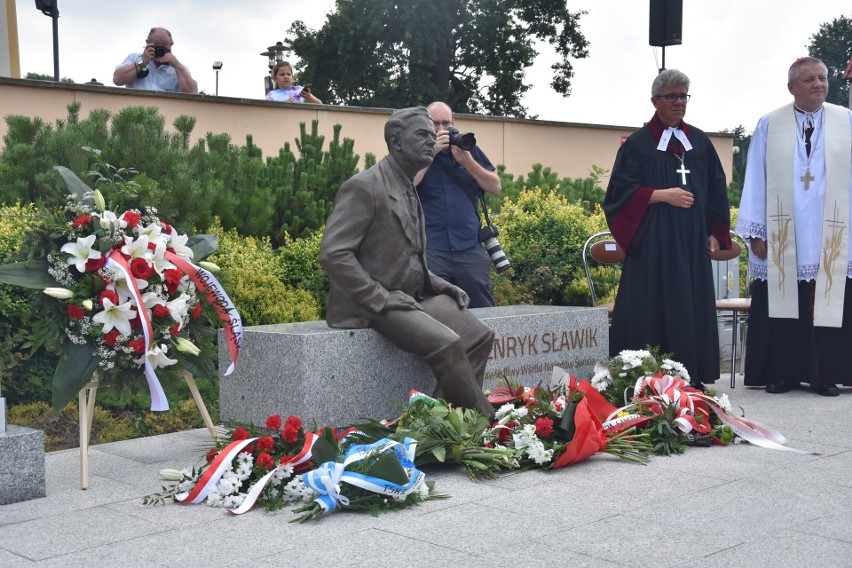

[385,107,436,173]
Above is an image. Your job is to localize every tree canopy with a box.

[807,15,851,107]
[286,0,589,117]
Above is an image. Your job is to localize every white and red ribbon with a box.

[228,432,319,515]
[164,251,242,376]
[104,252,168,411]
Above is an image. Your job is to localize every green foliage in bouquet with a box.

[495,188,608,306]
[355,395,517,480]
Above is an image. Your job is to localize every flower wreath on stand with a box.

[0,166,242,412]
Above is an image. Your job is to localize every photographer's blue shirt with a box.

[416,147,495,251]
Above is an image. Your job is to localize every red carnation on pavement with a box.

[205,448,218,463]
[265,414,283,430]
[285,416,302,431]
[73,214,92,227]
[535,417,554,438]
[152,304,170,318]
[99,290,119,308]
[231,427,250,441]
[122,211,141,228]
[256,452,275,470]
[66,304,85,320]
[102,329,121,347]
[256,436,275,451]
[282,425,299,444]
[128,337,146,355]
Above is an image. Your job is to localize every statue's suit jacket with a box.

[319,154,452,329]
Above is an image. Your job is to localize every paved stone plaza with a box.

[1,377,851,568]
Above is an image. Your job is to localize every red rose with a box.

[231,427,250,441]
[191,301,202,319]
[99,290,119,308]
[169,322,181,336]
[205,448,218,463]
[102,329,120,347]
[160,221,173,234]
[85,256,105,272]
[66,304,85,320]
[256,452,275,470]
[265,414,283,430]
[73,214,92,227]
[122,211,141,228]
[256,436,275,451]
[152,304,170,318]
[130,257,153,279]
[128,337,146,355]
[130,316,142,330]
[282,425,299,444]
[285,416,302,431]
[535,417,554,438]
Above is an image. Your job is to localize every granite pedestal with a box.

[0,425,46,505]
[219,305,608,427]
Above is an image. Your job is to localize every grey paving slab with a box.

[2,370,852,566]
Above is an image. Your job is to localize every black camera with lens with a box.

[478,224,510,272]
[153,44,170,58]
[447,127,477,152]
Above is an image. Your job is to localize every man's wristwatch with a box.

[135,57,149,79]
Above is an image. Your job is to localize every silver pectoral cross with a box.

[801,169,814,190]
[676,161,690,185]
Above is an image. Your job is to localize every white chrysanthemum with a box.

[661,358,691,381]
[60,234,102,273]
[526,440,554,465]
[92,298,137,336]
[512,424,537,449]
[206,488,225,507]
[715,393,732,412]
[236,452,254,467]
[222,494,246,509]
[494,403,516,421]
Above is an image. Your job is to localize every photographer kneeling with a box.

[414,102,503,308]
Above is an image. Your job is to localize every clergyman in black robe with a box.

[602,69,731,388]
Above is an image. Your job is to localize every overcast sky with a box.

[12,0,851,134]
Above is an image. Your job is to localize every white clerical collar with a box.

[656,126,693,152]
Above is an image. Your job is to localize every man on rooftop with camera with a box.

[113,27,198,94]
[414,102,503,308]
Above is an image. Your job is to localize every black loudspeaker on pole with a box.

[649,0,682,47]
